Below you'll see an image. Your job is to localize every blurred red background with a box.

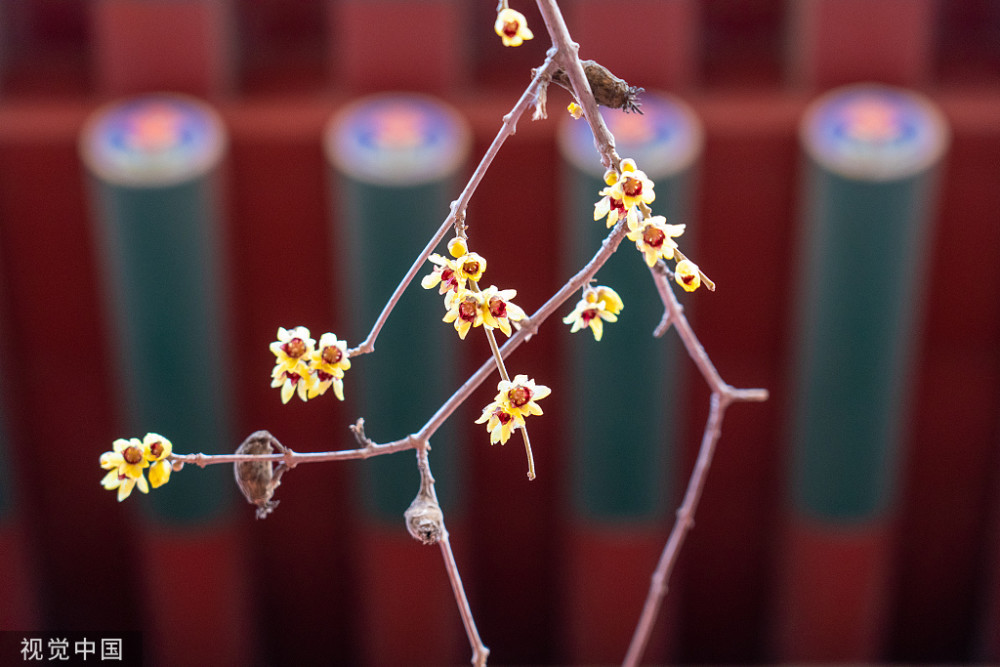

[1,1,999,665]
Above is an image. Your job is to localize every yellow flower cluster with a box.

[562,284,624,341]
[494,7,533,47]
[422,238,527,340]
[270,327,351,404]
[475,374,551,445]
[592,157,705,293]
[99,433,173,501]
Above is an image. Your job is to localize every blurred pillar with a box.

[81,94,251,667]
[557,92,703,664]
[325,93,471,666]
[775,84,949,661]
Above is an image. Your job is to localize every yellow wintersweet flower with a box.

[495,8,533,47]
[563,285,624,341]
[271,364,318,404]
[627,215,686,267]
[269,326,315,377]
[99,437,150,501]
[443,289,485,339]
[495,374,550,425]
[609,158,656,211]
[421,253,460,295]
[479,285,526,337]
[567,102,584,119]
[455,252,487,286]
[269,326,318,403]
[593,185,628,228]
[475,401,517,445]
[674,258,702,292]
[308,332,351,400]
[594,285,624,315]
[142,433,173,489]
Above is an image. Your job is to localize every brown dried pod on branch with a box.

[551,59,644,114]
[234,430,288,519]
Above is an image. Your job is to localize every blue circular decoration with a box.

[325,93,471,187]
[558,91,703,179]
[79,94,227,187]
[801,84,949,181]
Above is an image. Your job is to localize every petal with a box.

[101,469,121,489]
[594,197,611,220]
[117,478,135,501]
[532,383,552,401]
[590,317,604,341]
[100,452,123,470]
[149,461,171,488]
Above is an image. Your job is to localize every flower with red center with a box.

[494,374,551,425]
[494,7,533,47]
[99,437,150,501]
[674,258,702,292]
[269,326,315,375]
[479,285,526,337]
[626,215,686,267]
[443,288,485,339]
[563,285,623,341]
[269,326,317,403]
[271,366,318,404]
[421,253,461,295]
[308,332,351,400]
[475,401,518,445]
[142,432,173,489]
[609,158,656,211]
[455,252,487,286]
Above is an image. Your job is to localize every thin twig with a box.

[347,54,559,358]
[623,391,729,667]
[168,431,418,469]
[622,264,768,666]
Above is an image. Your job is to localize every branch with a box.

[169,419,418,468]
[347,53,560,358]
[535,0,621,171]
[622,264,768,666]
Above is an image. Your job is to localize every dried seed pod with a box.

[551,59,644,114]
[404,492,444,545]
[234,430,287,519]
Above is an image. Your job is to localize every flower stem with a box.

[483,326,536,480]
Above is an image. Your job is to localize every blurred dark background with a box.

[1,1,999,665]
